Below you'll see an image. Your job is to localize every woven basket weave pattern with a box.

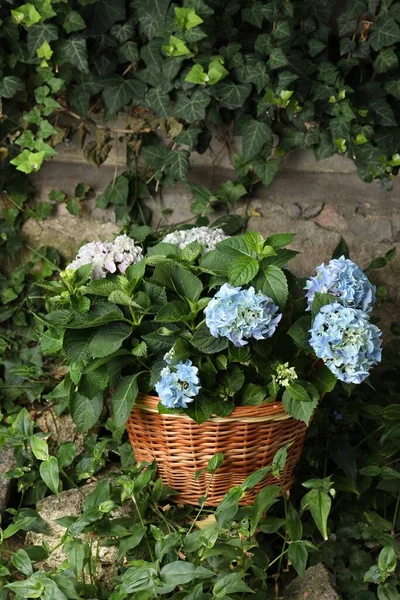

[126,393,307,506]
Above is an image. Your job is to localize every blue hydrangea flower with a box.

[155,359,200,409]
[305,256,376,313]
[204,283,281,347]
[309,303,382,384]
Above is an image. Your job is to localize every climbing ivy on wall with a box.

[1,0,400,239]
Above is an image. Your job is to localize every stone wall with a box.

[25,131,400,333]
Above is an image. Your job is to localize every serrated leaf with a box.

[191,323,228,353]
[287,316,312,351]
[242,119,272,162]
[228,256,259,286]
[88,323,131,358]
[112,375,139,427]
[71,393,103,432]
[259,265,288,309]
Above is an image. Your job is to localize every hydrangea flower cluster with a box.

[155,359,200,409]
[162,226,228,253]
[305,256,376,313]
[66,235,143,279]
[275,362,298,387]
[309,303,382,384]
[204,283,282,347]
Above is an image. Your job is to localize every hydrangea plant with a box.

[40,228,382,430]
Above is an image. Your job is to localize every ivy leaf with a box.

[27,23,58,57]
[242,3,264,28]
[252,157,279,186]
[59,37,89,73]
[63,10,86,33]
[165,149,190,181]
[146,87,171,119]
[173,90,211,122]
[71,393,103,432]
[212,82,252,108]
[370,98,396,126]
[102,76,146,120]
[89,0,126,35]
[374,48,398,73]
[384,80,400,99]
[118,41,139,63]
[268,47,288,70]
[96,175,129,208]
[112,375,139,427]
[138,0,171,39]
[0,76,24,99]
[10,150,45,174]
[370,15,400,51]
[242,119,272,161]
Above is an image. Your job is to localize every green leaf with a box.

[155,301,190,322]
[302,488,331,540]
[152,262,203,302]
[11,550,33,577]
[252,158,279,186]
[259,265,288,309]
[30,435,49,461]
[384,80,400,100]
[56,443,76,469]
[112,375,139,427]
[65,540,85,579]
[102,76,145,120]
[119,41,139,63]
[288,542,308,577]
[250,485,280,535]
[378,546,397,573]
[311,292,337,319]
[165,149,190,181]
[370,98,396,126]
[370,15,400,50]
[212,82,252,108]
[175,7,203,29]
[63,329,95,365]
[10,150,46,174]
[206,452,224,473]
[286,382,311,402]
[160,562,214,586]
[147,88,170,117]
[66,303,124,329]
[6,578,44,598]
[286,503,303,541]
[0,76,24,99]
[242,119,272,161]
[288,316,312,351]
[313,365,337,394]
[213,572,254,598]
[59,37,89,73]
[88,322,131,358]
[162,35,191,57]
[39,456,59,495]
[377,583,400,600]
[191,323,228,353]
[374,48,398,73]
[282,390,317,425]
[173,90,211,122]
[90,0,126,34]
[96,175,129,208]
[70,393,103,432]
[268,47,289,69]
[228,256,259,286]
[63,10,86,33]
[27,22,58,57]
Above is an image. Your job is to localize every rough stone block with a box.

[0,445,15,514]
[284,564,341,600]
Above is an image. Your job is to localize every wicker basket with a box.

[126,393,308,506]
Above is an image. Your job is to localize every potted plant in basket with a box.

[39,228,382,505]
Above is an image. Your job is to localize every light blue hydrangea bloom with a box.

[309,302,382,384]
[204,283,281,347]
[155,359,200,409]
[305,256,376,313]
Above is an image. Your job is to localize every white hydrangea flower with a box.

[162,226,229,254]
[66,235,143,279]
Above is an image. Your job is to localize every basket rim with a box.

[134,392,292,423]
